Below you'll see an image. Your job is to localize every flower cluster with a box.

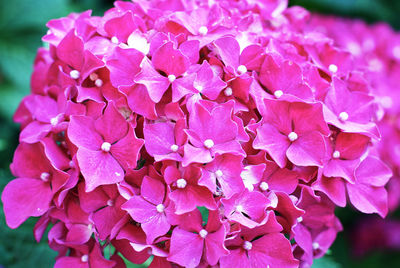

[1,1,393,267]
[306,14,400,212]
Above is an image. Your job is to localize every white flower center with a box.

[50,117,58,126]
[194,84,203,92]
[338,111,349,122]
[224,87,233,96]
[204,139,214,149]
[40,172,50,182]
[393,45,400,60]
[176,178,187,189]
[101,142,111,152]
[297,216,303,223]
[259,181,269,191]
[328,64,338,73]
[156,204,165,213]
[69,70,80,79]
[111,36,119,44]
[237,65,247,75]
[89,73,98,81]
[95,79,103,87]
[332,150,340,159]
[170,144,179,152]
[236,204,244,213]
[312,242,320,250]
[288,132,298,142]
[107,199,114,206]
[81,254,89,262]
[243,241,252,251]
[199,229,208,238]
[168,74,176,83]
[215,169,223,178]
[198,26,208,36]
[274,90,283,99]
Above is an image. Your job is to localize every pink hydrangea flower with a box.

[1,0,396,267]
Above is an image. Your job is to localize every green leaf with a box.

[312,256,341,268]
[198,206,209,226]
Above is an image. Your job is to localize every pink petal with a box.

[254,123,290,168]
[347,183,388,217]
[2,178,52,228]
[56,30,84,70]
[111,126,144,170]
[168,227,204,268]
[152,41,189,76]
[77,148,124,192]
[95,102,128,144]
[286,131,326,167]
[355,156,392,187]
[68,116,103,150]
[204,225,229,265]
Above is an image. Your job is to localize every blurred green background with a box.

[1,0,400,267]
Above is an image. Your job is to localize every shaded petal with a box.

[286,131,326,167]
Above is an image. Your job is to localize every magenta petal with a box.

[142,212,171,244]
[168,227,204,268]
[141,176,165,205]
[323,159,358,183]
[77,148,124,192]
[313,176,347,207]
[95,102,128,144]
[169,185,216,214]
[347,183,388,217]
[143,121,175,157]
[152,42,189,76]
[68,116,103,150]
[123,84,158,120]
[56,30,84,70]
[65,224,92,244]
[254,123,290,168]
[107,47,144,87]
[54,257,88,268]
[204,225,229,265]
[122,196,156,222]
[220,249,249,268]
[214,36,240,69]
[355,156,392,187]
[249,233,299,268]
[134,57,170,103]
[20,121,52,143]
[182,144,213,166]
[111,127,144,170]
[2,178,52,228]
[286,131,326,167]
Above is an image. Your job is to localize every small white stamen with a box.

[215,169,223,178]
[274,90,283,99]
[328,64,338,73]
[111,36,119,44]
[312,242,320,250]
[237,65,247,75]
[243,241,252,251]
[195,84,203,92]
[88,223,93,230]
[115,172,121,177]
[288,132,298,142]
[156,204,165,213]
[198,26,208,36]
[170,144,179,152]
[69,70,80,79]
[107,199,114,206]
[204,139,214,149]
[40,172,50,182]
[89,73,98,81]
[101,142,111,152]
[393,45,400,60]
[168,74,176,83]
[69,161,74,168]
[332,150,340,159]
[259,181,269,191]
[81,254,89,262]
[224,87,233,96]
[50,117,58,126]
[297,216,303,223]
[199,229,208,238]
[338,111,349,122]
[94,79,103,87]
[236,204,244,213]
[176,178,187,189]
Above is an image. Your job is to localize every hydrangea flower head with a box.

[1,0,394,267]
